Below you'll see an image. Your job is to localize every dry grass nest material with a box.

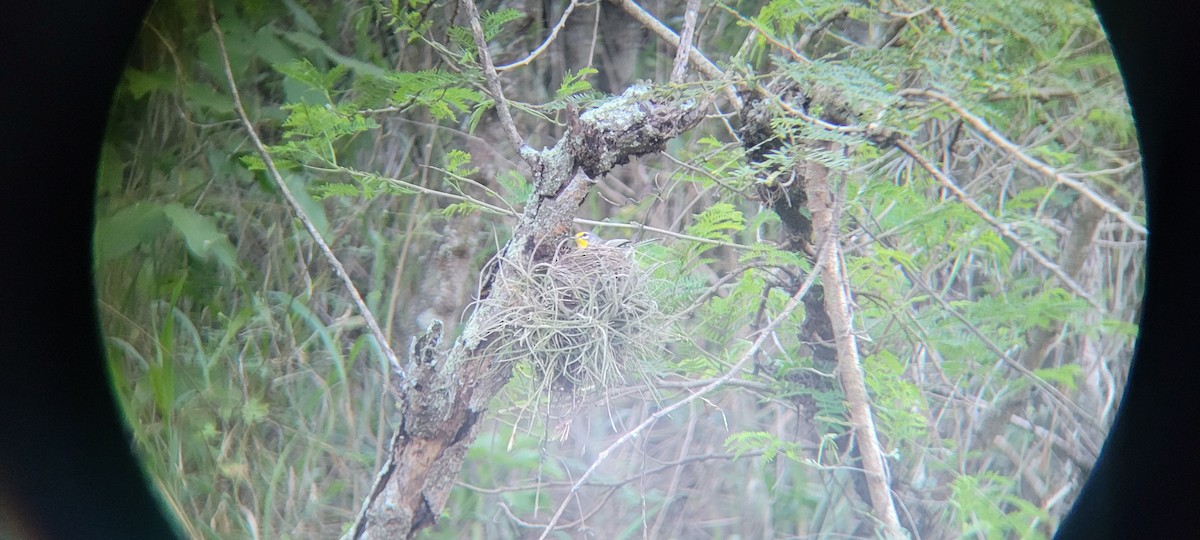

[475,241,670,402]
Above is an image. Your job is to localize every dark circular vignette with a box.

[0,1,1195,539]
[0,2,180,539]
[1055,0,1200,537]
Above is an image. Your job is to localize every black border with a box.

[1055,0,1200,536]
[0,1,1195,538]
[0,2,177,539]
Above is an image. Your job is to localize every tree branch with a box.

[669,0,701,84]
[462,0,532,162]
[796,7,849,53]
[208,6,404,379]
[345,65,709,540]
[900,88,1146,236]
[607,0,742,108]
[802,146,907,539]
[496,0,582,72]
[895,140,1103,311]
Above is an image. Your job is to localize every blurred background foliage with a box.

[96,0,1142,537]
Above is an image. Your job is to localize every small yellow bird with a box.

[574,231,631,249]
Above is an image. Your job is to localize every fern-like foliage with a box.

[495,170,532,208]
[445,8,525,53]
[380,0,434,44]
[685,203,746,244]
[381,68,484,121]
[274,59,348,101]
[725,431,803,463]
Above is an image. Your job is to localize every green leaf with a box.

[973,229,1012,263]
[442,202,481,217]
[95,143,125,197]
[874,247,919,273]
[1033,364,1081,391]
[283,173,330,238]
[94,202,168,263]
[467,101,491,133]
[685,202,745,242]
[242,397,270,424]
[444,149,477,177]
[282,0,321,34]
[148,347,176,419]
[181,83,235,115]
[373,68,483,121]
[161,203,241,273]
[274,58,347,96]
[204,13,261,75]
[239,154,266,171]
[253,24,297,67]
[482,8,524,40]
[122,68,174,99]
[724,431,777,460]
[312,182,362,199]
[496,170,532,206]
[281,30,389,79]
[556,67,598,100]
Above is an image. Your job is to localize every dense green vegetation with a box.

[97,0,1142,537]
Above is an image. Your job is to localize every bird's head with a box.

[574,231,602,249]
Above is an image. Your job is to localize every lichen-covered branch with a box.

[346,74,707,540]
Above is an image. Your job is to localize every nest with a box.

[473,239,668,425]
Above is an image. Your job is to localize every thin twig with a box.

[496,0,582,71]
[654,376,772,392]
[308,163,518,217]
[498,486,618,529]
[461,0,531,161]
[714,3,809,64]
[900,88,1146,236]
[420,164,518,215]
[895,140,1102,311]
[857,212,1102,428]
[207,6,404,379]
[648,400,697,539]
[573,217,752,250]
[607,0,742,109]
[537,236,833,538]
[796,7,849,54]
[674,262,773,319]
[669,0,702,84]
[660,147,751,197]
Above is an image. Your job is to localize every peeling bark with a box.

[345,83,706,540]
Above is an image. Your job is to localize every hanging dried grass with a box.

[471,239,669,430]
